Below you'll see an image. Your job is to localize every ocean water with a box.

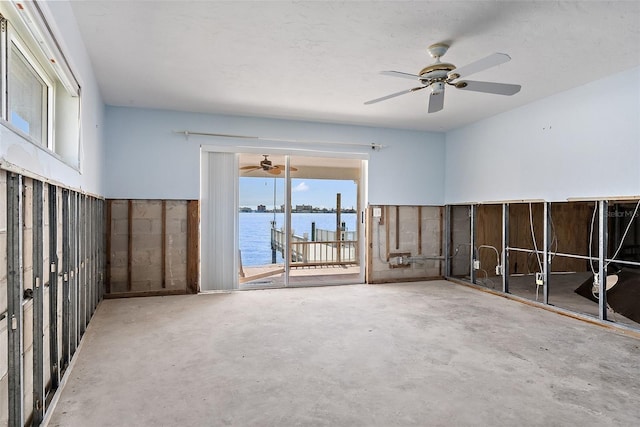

[239,212,357,266]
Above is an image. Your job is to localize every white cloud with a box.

[293,182,309,192]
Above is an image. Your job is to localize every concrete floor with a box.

[46,281,640,427]
[474,272,640,329]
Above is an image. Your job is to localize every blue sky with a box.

[240,177,357,210]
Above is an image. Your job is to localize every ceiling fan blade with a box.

[428,89,444,113]
[240,166,260,170]
[380,70,421,80]
[449,53,511,79]
[455,80,521,95]
[364,86,427,105]
[267,168,281,175]
[275,165,298,171]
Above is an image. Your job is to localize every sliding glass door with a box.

[238,153,365,288]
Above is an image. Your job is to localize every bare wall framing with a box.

[367,205,443,284]
[106,199,199,297]
[1,169,105,426]
[446,200,640,331]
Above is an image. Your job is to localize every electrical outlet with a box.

[373,208,382,217]
[495,265,502,276]
[473,260,480,270]
[535,272,544,285]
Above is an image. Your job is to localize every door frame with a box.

[200,145,368,291]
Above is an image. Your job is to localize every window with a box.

[0,1,80,167]
[8,39,50,146]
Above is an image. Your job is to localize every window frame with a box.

[4,26,55,150]
[0,3,81,168]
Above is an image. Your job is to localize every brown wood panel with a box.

[187,200,199,294]
[505,202,592,275]
[508,203,544,275]
[476,204,502,276]
[550,202,593,272]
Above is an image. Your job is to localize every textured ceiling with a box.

[69,1,640,132]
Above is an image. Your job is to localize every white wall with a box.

[0,1,105,195]
[445,66,640,204]
[105,107,446,205]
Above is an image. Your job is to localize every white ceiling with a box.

[69,1,640,132]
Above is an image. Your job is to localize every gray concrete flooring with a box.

[46,281,640,427]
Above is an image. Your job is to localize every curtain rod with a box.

[175,130,384,151]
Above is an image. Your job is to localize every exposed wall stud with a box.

[543,202,551,304]
[127,199,133,291]
[48,184,59,390]
[598,200,608,321]
[186,200,199,294]
[444,205,451,277]
[32,180,45,425]
[418,206,423,255]
[395,206,400,250]
[502,203,510,293]
[7,172,25,427]
[61,189,70,372]
[105,199,112,294]
[162,200,167,288]
[70,192,78,355]
[470,204,477,284]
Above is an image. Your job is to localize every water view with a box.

[239,212,357,266]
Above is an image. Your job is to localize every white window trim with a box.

[6,26,55,149]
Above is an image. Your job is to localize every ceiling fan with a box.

[240,155,298,175]
[364,43,521,113]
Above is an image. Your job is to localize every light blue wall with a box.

[445,66,640,204]
[105,107,446,204]
[0,2,105,194]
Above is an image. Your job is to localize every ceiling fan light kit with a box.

[239,155,298,176]
[365,42,522,113]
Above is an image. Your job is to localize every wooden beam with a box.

[127,199,132,291]
[385,206,390,261]
[105,200,112,294]
[418,206,422,255]
[104,289,187,299]
[395,206,400,250]
[186,200,199,294]
[439,206,444,277]
[161,200,167,288]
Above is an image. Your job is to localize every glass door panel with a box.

[286,155,363,286]
[238,153,286,288]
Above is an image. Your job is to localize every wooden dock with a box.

[270,227,357,266]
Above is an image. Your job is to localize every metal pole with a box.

[284,156,291,286]
[502,203,510,293]
[469,205,477,284]
[78,195,84,337]
[48,184,59,390]
[61,189,70,372]
[598,200,608,321]
[443,205,451,277]
[7,172,24,427]
[336,193,342,264]
[32,180,45,425]
[543,202,551,304]
[70,192,78,355]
